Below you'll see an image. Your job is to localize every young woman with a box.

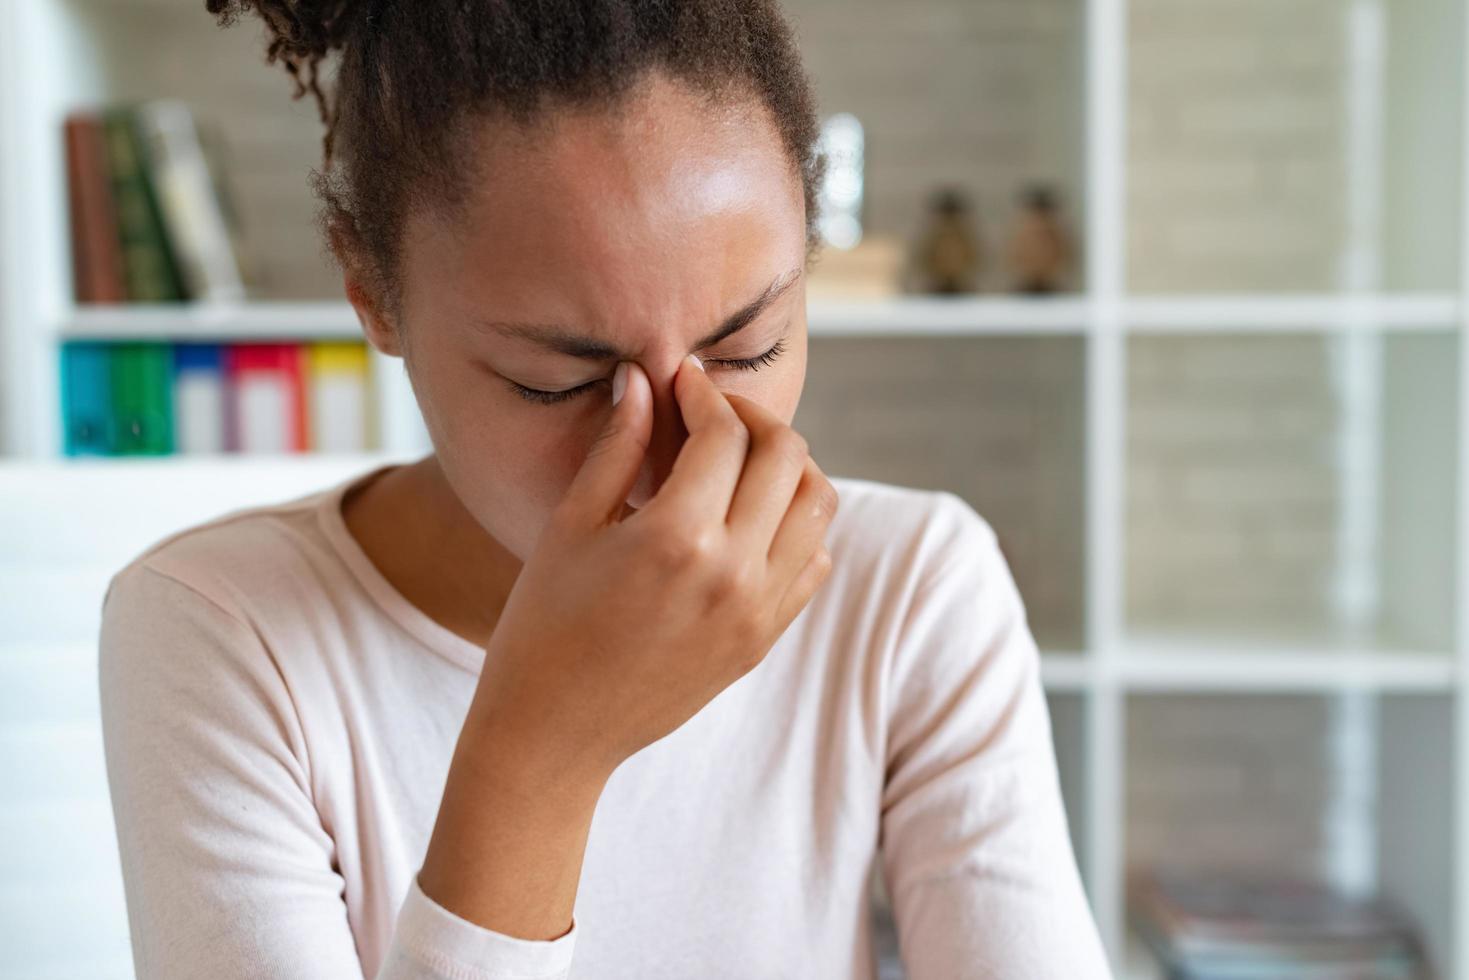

[98,2,1112,978]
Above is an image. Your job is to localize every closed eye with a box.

[706,337,788,372]
[505,336,790,406]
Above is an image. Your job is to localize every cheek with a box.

[543,418,599,479]
[467,401,602,510]
[431,404,597,559]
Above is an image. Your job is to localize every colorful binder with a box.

[62,339,376,456]
[225,344,308,453]
[61,342,114,455]
[307,342,372,452]
[172,343,226,454]
[109,342,174,455]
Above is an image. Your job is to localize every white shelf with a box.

[1125,293,1460,332]
[54,292,1462,341]
[59,301,362,341]
[1114,649,1456,693]
[805,295,1089,334]
[57,296,1092,340]
[1038,649,1456,693]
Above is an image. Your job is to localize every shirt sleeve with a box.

[98,560,578,980]
[878,493,1113,979]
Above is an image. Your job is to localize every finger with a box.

[722,393,810,552]
[773,543,833,635]
[767,455,839,582]
[644,354,750,525]
[556,360,652,529]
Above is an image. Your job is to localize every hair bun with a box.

[207,0,363,152]
[206,0,359,72]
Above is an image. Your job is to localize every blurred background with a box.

[0,0,1465,978]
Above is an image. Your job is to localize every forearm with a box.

[418,709,613,942]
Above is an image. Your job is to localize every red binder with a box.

[224,344,308,452]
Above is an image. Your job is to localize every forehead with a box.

[402,72,805,339]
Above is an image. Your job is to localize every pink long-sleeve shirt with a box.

[98,462,1112,979]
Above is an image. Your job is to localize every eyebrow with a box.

[473,266,803,360]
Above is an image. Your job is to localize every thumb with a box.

[558,360,651,528]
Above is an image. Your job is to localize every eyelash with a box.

[507,337,790,406]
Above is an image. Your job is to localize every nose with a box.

[623,359,691,510]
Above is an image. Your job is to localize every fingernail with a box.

[612,362,629,405]
[688,353,704,373]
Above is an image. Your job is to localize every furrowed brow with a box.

[474,267,802,360]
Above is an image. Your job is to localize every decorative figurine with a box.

[1006,183,1072,294]
[909,186,982,294]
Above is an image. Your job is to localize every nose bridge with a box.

[641,356,691,495]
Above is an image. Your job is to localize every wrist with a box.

[458,702,616,807]
[417,708,611,940]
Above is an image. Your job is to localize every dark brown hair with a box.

[205,0,828,328]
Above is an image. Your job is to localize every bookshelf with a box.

[1,0,1467,978]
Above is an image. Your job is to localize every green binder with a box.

[110,342,174,455]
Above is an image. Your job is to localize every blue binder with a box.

[171,343,226,453]
[173,342,222,375]
[60,342,114,455]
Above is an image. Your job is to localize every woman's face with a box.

[358,72,810,561]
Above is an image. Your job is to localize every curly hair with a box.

[205,0,828,328]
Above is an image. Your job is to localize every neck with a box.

[343,454,522,650]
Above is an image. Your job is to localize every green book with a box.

[110,342,174,454]
[101,104,185,302]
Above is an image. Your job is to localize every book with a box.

[1129,867,1424,980]
[135,100,248,303]
[63,112,128,303]
[195,117,260,296]
[101,104,185,302]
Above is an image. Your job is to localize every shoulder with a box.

[97,482,351,736]
[95,478,359,739]
[101,481,338,625]
[825,475,1002,596]
[823,476,1031,693]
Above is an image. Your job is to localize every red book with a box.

[64,111,128,303]
[224,344,308,452]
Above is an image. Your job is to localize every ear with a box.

[344,272,403,358]
[331,221,404,358]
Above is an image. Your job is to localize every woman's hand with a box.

[418,353,838,941]
[468,352,840,780]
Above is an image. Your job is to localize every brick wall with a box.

[796,335,1088,652]
[1127,0,1347,292]
[1126,334,1342,638]
[1125,694,1335,879]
